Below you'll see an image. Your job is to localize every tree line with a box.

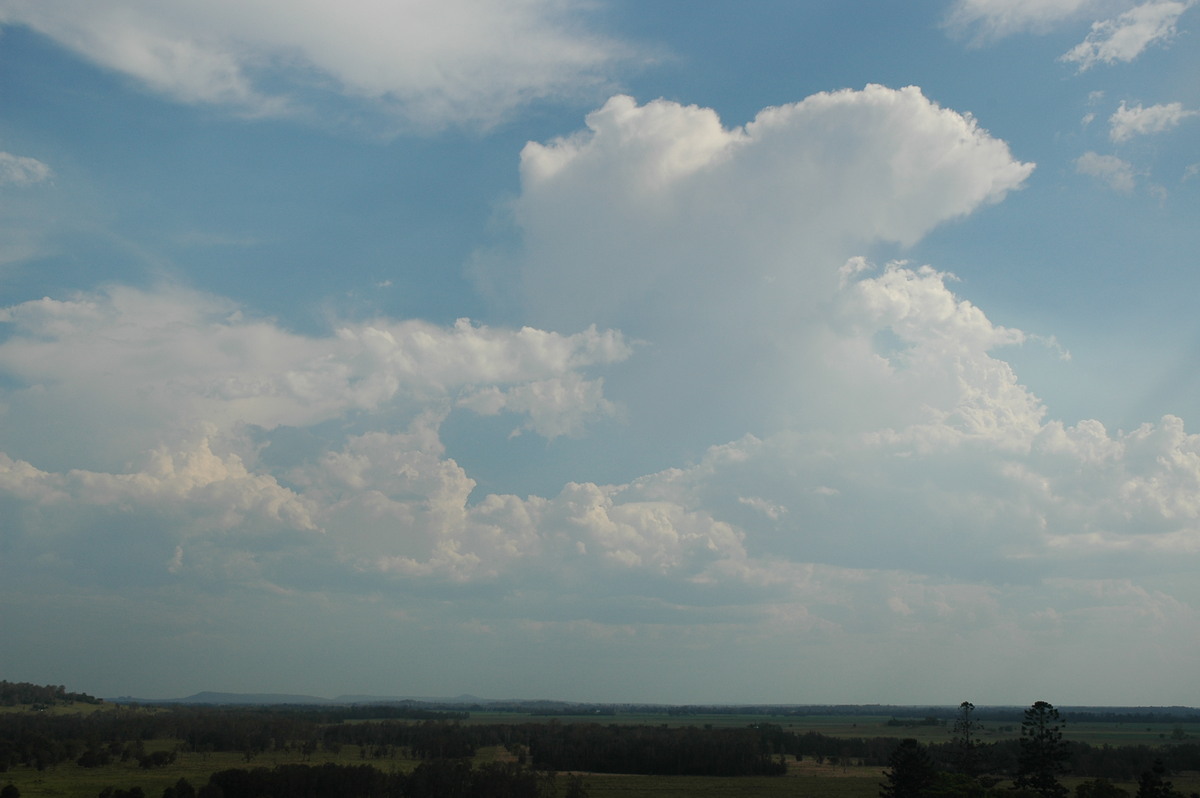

[880,700,1200,798]
[5,698,1200,781]
[0,682,101,708]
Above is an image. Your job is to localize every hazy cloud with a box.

[0,0,643,129]
[1075,151,1140,191]
[945,0,1099,39]
[0,151,52,185]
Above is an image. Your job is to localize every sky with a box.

[0,0,1198,707]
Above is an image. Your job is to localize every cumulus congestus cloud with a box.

[476,87,1034,456]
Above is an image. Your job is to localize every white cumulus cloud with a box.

[505,87,1032,331]
[0,285,630,471]
[477,87,1034,464]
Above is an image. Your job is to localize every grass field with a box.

[4,754,884,798]
[14,755,1195,798]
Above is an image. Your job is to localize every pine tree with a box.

[880,738,937,798]
[1014,701,1069,798]
[952,700,981,777]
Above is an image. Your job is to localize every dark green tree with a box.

[952,701,981,777]
[880,738,937,798]
[161,778,195,798]
[1135,759,1180,798]
[1015,701,1069,798]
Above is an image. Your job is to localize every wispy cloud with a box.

[1061,0,1195,69]
[1109,100,1199,141]
[945,0,1196,68]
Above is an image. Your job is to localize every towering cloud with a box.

[479,87,1034,457]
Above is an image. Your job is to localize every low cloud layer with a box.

[5,257,1200,700]
[0,286,629,472]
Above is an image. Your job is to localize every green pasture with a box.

[4,754,881,798]
[2,742,421,798]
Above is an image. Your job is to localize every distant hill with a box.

[334,693,487,704]
[111,691,496,706]
[102,692,1200,719]
[113,691,334,705]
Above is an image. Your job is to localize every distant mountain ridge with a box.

[110,691,492,706]
[104,692,1200,717]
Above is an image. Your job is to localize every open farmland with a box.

[3,686,1200,798]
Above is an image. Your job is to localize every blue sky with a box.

[1,0,1199,705]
